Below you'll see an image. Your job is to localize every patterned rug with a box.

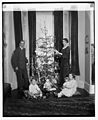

[3,88,95,117]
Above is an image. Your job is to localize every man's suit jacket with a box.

[11,47,28,71]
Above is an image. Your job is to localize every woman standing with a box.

[55,38,70,87]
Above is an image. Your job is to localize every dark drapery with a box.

[71,11,80,75]
[54,11,63,52]
[13,11,23,48]
[28,11,36,76]
[54,11,63,85]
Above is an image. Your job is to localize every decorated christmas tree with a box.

[35,22,57,83]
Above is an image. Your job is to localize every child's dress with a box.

[24,83,42,99]
[29,84,41,95]
[43,81,56,91]
[58,78,77,97]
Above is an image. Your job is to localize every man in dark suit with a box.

[11,40,29,96]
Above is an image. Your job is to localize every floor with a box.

[3,88,95,117]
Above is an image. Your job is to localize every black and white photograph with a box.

[2,2,95,117]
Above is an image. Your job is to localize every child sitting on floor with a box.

[42,77,56,98]
[43,79,56,91]
[24,77,42,99]
[57,73,77,98]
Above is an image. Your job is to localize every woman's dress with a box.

[59,46,70,86]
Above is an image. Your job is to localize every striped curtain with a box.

[3,11,36,89]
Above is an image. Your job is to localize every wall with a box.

[84,11,95,94]
[78,11,85,88]
[63,11,69,39]
[78,11,94,94]
[84,11,90,92]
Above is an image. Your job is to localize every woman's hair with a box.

[63,38,69,43]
